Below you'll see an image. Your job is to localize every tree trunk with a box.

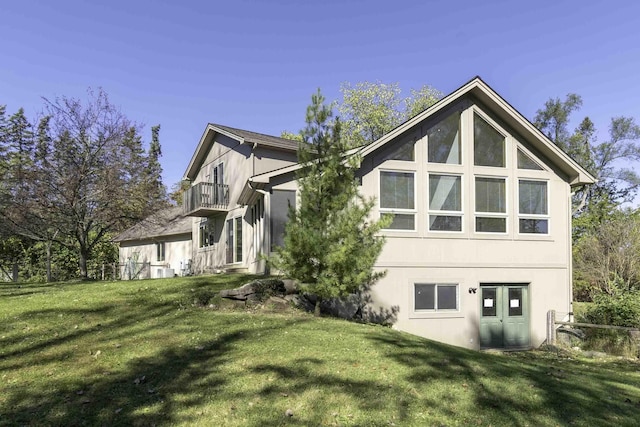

[12,261,18,282]
[79,249,89,279]
[314,298,321,317]
[46,240,52,283]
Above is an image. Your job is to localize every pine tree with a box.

[274,90,390,316]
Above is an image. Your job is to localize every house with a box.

[114,206,193,279]
[182,76,595,350]
[182,124,299,275]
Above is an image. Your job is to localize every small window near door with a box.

[414,283,458,311]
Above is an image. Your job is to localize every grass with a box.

[1,276,639,426]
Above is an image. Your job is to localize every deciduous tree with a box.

[0,90,167,279]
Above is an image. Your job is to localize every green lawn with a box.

[1,276,639,426]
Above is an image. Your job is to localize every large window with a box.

[519,180,549,234]
[474,114,505,167]
[199,218,215,248]
[380,171,416,230]
[475,177,507,233]
[414,283,458,311]
[226,217,242,264]
[156,242,165,262]
[428,174,462,231]
[270,190,296,251]
[427,111,461,164]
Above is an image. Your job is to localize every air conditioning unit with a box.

[157,268,175,278]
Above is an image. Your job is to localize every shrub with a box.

[577,291,640,357]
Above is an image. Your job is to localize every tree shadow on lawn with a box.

[2,315,313,426]
[368,332,640,426]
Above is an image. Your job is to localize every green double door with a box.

[479,284,530,349]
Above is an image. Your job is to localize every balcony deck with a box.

[183,182,229,217]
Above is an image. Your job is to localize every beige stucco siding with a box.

[189,132,297,274]
[369,266,569,349]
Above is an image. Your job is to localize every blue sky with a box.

[1,0,639,189]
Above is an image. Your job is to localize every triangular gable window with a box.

[517,148,544,170]
[474,113,505,167]
[383,134,416,161]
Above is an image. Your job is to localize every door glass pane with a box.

[438,285,457,310]
[235,217,243,263]
[429,175,461,211]
[482,288,497,316]
[508,288,523,316]
[476,177,506,213]
[226,219,233,264]
[519,180,547,215]
[380,171,415,209]
[427,111,461,164]
[474,114,505,167]
[415,284,435,310]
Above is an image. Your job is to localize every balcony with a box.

[183,182,230,217]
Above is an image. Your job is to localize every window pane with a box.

[438,285,457,310]
[519,219,548,234]
[519,180,547,215]
[429,175,461,211]
[482,288,497,317]
[517,149,543,170]
[474,114,505,167]
[429,215,462,231]
[384,135,415,161]
[427,111,461,164]
[235,217,243,262]
[508,288,523,316]
[270,190,296,251]
[383,213,415,230]
[475,178,506,213]
[415,284,435,310]
[380,171,415,209]
[476,217,506,233]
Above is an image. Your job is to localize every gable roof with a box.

[113,206,192,243]
[184,123,299,181]
[246,77,595,190]
[360,76,595,186]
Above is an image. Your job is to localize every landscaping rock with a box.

[219,279,287,301]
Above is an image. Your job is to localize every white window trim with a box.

[409,281,463,319]
[379,169,417,232]
[517,178,550,236]
[427,173,464,233]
